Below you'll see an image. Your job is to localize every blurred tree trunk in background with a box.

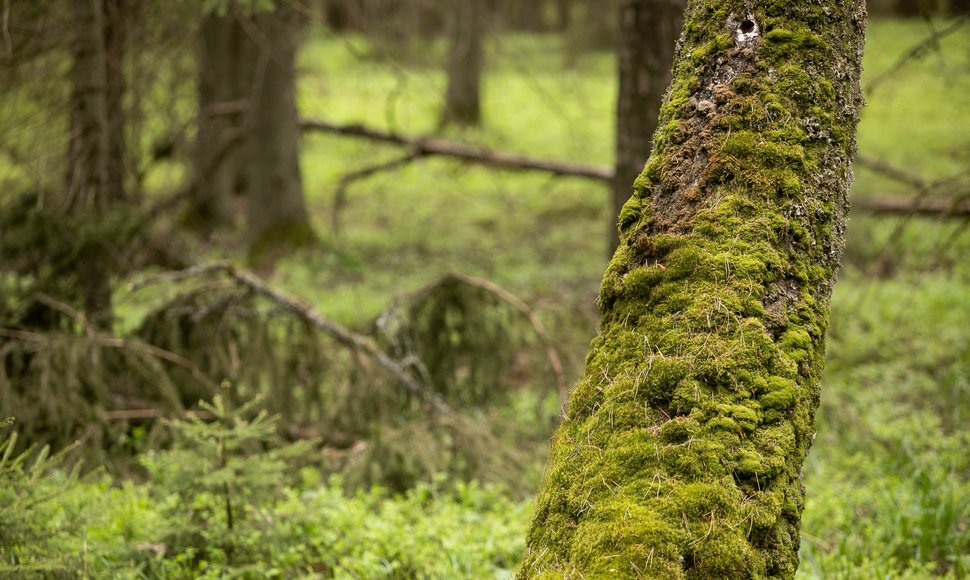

[610,0,684,253]
[508,0,546,32]
[66,0,113,328]
[67,0,108,210]
[244,6,315,259]
[554,0,571,31]
[949,0,969,13]
[581,0,618,49]
[103,0,127,203]
[442,0,485,126]
[521,0,866,576]
[192,11,245,229]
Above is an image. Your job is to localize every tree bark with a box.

[103,0,127,203]
[66,0,114,329]
[521,1,866,577]
[243,6,314,259]
[191,11,245,229]
[610,0,684,254]
[441,0,485,126]
[66,0,108,211]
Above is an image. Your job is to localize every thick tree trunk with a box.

[441,0,484,126]
[610,0,684,254]
[244,7,314,259]
[66,0,113,329]
[191,12,244,229]
[521,1,866,577]
[951,0,970,15]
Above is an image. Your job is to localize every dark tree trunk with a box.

[66,0,113,329]
[554,0,571,31]
[509,0,546,32]
[191,11,244,229]
[521,0,866,576]
[66,0,108,211]
[610,0,684,254]
[243,6,314,260]
[441,0,484,126]
[103,0,126,203]
[951,0,970,14]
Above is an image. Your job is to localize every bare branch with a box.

[331,151,422,233]
[853,195,970,218]
[300,118,613,182]
[865,16,969,95]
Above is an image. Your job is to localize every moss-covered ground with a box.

[2,16,968,579]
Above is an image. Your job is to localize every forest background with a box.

[0,0,968,577]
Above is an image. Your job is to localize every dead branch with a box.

[300,118,613,182]
[129,261,454,415]
[855,154,929,192]
[0,328,216,389]
[853,195,970,218]
[865,16,969,95]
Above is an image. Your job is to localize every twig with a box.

[33,293,96,340]
[300,118,613,182]
[129,262,454,414]
[331,151,422,234]
[864,16,969,95]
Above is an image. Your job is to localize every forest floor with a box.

[4,17,968,579]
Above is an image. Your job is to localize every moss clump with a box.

[521,0,866,577]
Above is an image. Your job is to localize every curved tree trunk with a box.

[521,1,866,577]
[610,0,684,254]
[442,0,484,126]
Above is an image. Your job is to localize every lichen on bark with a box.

[520,1,866,578]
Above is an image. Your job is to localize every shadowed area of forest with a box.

[1,0,968,577]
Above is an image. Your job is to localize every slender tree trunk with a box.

[441,0,484,126]
[103,0,126,203]
[521,1,866,577]
[191,11,243,229]
[610,0,684,254]
[244,6,314,260]
[66,0,113,329]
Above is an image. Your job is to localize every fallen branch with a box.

[300,118,613,182]
[853,195,970,218]
[129,261,453,415]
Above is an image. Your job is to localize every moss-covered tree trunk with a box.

[521,1,866,577]
[611,0,684,254]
